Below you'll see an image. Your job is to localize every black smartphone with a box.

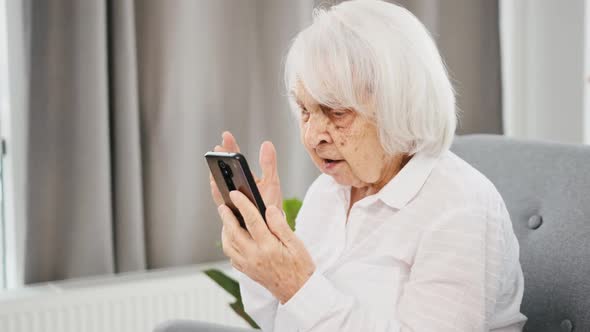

[205,151,267,229]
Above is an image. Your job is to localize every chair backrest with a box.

[154,320,256,332]
[451,134,590,332]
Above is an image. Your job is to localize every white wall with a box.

[501,0,588,144]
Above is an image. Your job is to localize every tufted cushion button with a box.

[560,319,573,332]
[527,215,543,229]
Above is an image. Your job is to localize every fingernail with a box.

[229,190,239,201]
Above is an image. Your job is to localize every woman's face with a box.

[294,83,399,190]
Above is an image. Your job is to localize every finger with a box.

[230,258,246,272]
[229,190,270,242]
[221,229,247,272]
[259,141,280,184]
[210,173,224,207]
[221,223,248,258]
[222,131,241,152]
[218,205,253,252]
[210,180,224,207]
[221,224,240,257]
[266,205,296,247]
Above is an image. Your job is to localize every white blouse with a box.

[238,150,527,331]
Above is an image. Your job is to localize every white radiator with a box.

[0,261,252,332]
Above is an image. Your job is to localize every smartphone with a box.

[205,151,266,229]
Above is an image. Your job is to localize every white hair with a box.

[284,0,457,157]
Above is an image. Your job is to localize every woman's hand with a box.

[209,131,314,302]
[209,131,283,210]
[218,189,315,304]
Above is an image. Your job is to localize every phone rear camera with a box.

[218,160,233,177]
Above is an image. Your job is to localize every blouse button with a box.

[527,215,543,229]
[560,319,573,332]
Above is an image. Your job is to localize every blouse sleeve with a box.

[238,270,279,331]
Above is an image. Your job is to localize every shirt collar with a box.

[327,150,442,210]
[376,151,441,209]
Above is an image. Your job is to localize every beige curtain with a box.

[19,0,318,284]
[396,0,503,134]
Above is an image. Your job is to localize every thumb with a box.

[222,131,241,152]
[259,141,279,183]
[266,205,295,246]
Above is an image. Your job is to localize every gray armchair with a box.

[156,135,590,332]
[452,134,590,332]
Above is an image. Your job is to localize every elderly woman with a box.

[210,1,526,331]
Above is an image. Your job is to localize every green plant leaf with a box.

[204,269,260,329]
[283,198,303,231]
[204,268,241,301]
[230,300,260,329]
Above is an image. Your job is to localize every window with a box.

[585,0,590,145]
[0,0,10,289]
[500,0,588,144]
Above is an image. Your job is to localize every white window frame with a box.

[585,0,590,145]
[0,0,9,290]
[1,0,26,290]
[500,0,588,144]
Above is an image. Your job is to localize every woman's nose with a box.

[305,114,331,148]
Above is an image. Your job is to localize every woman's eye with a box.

[331,110,348,118]
[300,108,310,121]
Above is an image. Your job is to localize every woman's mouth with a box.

[322,158,344,173]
